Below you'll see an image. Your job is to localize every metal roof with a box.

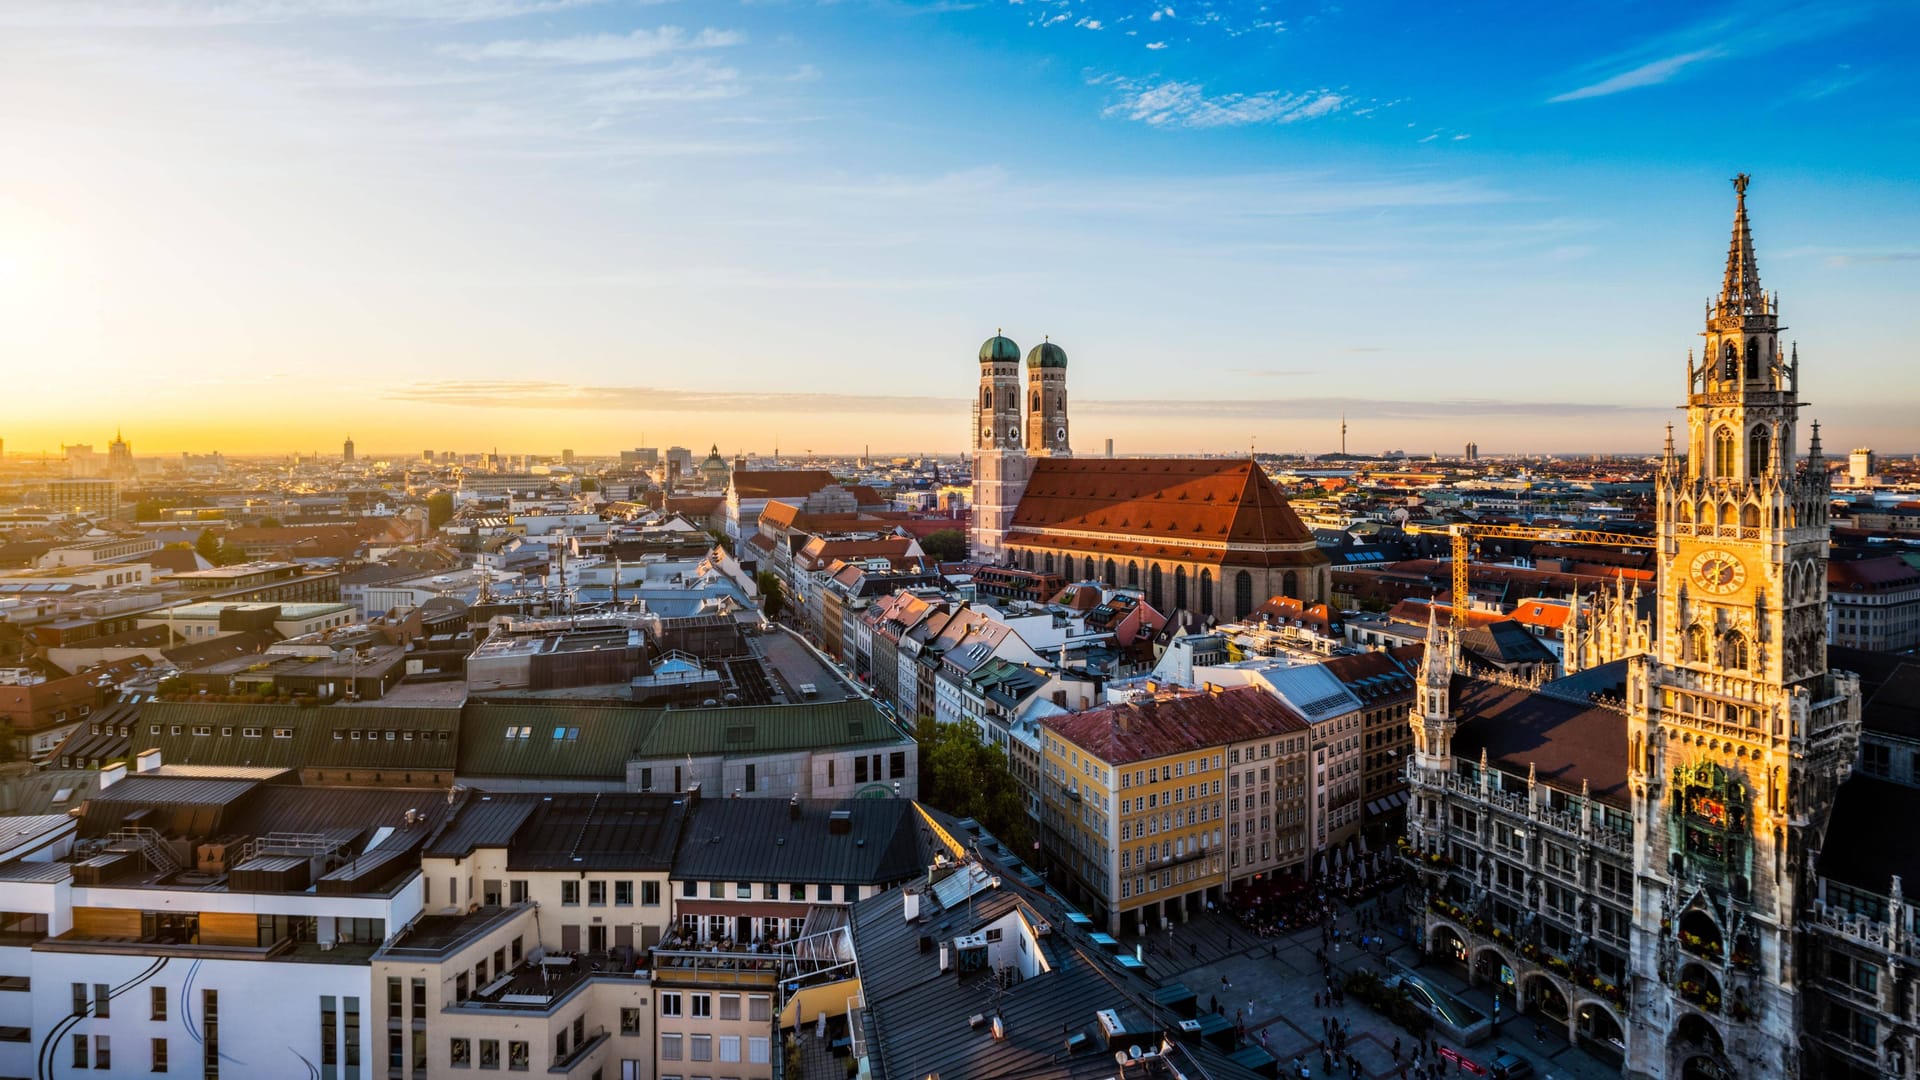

[674,798,924,887]
[138,701,461,772]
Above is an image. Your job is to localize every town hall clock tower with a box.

[1623,176,1862,1079]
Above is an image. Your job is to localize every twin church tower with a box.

[972,334,1071,562]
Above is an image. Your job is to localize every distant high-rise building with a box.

[665,446,693,476]
[49,478,120,520]
[561,449,574,465]
[343,435,356,463]
[422,450,434,464]
[107,430,133,477]
[1849,447,1875,484]
[1104,438,1114,458]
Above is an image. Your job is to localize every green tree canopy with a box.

[133,499,164,522]
[918,528,967,563]
[257,516,282,528]
[426,492,454,530]
[913,716,1032,855]
[755,570,786,620]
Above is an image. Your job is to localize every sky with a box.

[1,0,1916,458]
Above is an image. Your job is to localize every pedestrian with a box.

[1393,1036,1402,1060]
[1272,944,1280,959]
[1314,992,1322,1009]
[1221,974,1231,991]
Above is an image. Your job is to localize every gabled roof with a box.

[730,470,839,501]
[137,701,460,773]
[1048,686,1307,764]
[1449,677,1629,806]
[1008,458,1320,566]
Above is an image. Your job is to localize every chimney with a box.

[99,762,127,790]
[788,793,801,820]
[904,889,920,922]
[134,748,162,774]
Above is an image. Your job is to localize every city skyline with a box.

[3,1,1918,455]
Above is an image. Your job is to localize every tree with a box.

[912,716,1032,854]
[706,528,734,555]
[193,529,223,563]
[257,516,282,529]
[918,528,967,563]
[756,570,787,620]
[133,499,164,522]
[426,492,454,530]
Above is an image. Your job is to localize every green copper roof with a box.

[1026,341,1067,369]
[978,335,1020,363]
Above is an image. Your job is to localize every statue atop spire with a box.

[1718,173,1766,322]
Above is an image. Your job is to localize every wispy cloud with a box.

[442,27,744,64]
[0,0,608,27]
[1549,47,1721,102]
[1824,251,1920,267]
[389,381,1656,421]
[1092,76,1349,128]
[1547,1,1881,104]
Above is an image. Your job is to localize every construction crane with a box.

[1405,522,1657,628]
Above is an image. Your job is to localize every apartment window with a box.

[718,994,741,1020]
[691,993,712,1018]
[510,880,529,905]
[719,1035,741,1063]
[479,1040,500,1069]
[451,1038,471,1068]
[889,751,907,779]
[620,1008,640,1036]
[72,982,87,1017]
[344,996,360,1072]
[151,985,167,1021]
[748,995,771,1022]
[689,1034,713,1062]
[202,990,219,1079]
[855,756,869,784]
[588,881,606,906]
[614,881,633,906]
[388,977,402,1020]
[660,1035,682,1062]
[73,1033,88,1070]
[508,1041,529,1072]
[322,996,337,1068]
[744,763,756,793]
[561,880,580,906]
[638,767,653,791]
[151,1037,168,1072]
[641,881,661,907]
[411,978,425,1017]
[660,992,682,1018]
[750,1036,771,1065]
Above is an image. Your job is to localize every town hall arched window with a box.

[1686,624,1709,663]
[1721,341,1738,381]
[1745,338,1760,380]
[1748,426,1771,477]
[1712,427,1736,478]
[1234,571,1254,619]
[1721,631,1750,671]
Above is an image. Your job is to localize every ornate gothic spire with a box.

[1718,173,1765,320]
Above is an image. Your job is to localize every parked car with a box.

[1489,1050,1534,1080]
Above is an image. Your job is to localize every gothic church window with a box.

[1149,565,1164,611]
[1721,631,1750,671]
[1174,567,1188,611]
[1748,427,1771,477]
[1128,561,1140,588]
[1234,572,1254,619]
[1686,625,1709,663]
[1745,338,1760,380]
[1199,569,1213,616]
[1032,391,1041,412]
[1721,341,1738,381]
[1283,571,1299,598]
[1712,427,1736,478]
[1105,559,1117,586]
[982,388,992,409]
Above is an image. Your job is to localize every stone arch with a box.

[1720,630,1749,671]
[1198,569,1213,616]
[1127,561,1139,588]
[1713,427,1736,478]
[1685,624,1710,663]
[1031,390,1041,413]
[1740,502,1760,529]
[1719,501,1738,527]
[1520,971,1569,1022]
[1044,551,1055,574]
[982,387,992,410]
[1697,500,1714,526]
[1174,565,1188,611]
[1471,945,1514,988]
[1428,921,1469,966]
[1720,341,1737,381]
[1234,571,1254,619]
[1679,500,1693,523]
[1104,558,1117,587]
[1149,564,1164,611]
[1574,999,1625,1060]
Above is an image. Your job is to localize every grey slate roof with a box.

[505,792,689,871]
[674,798,924,886]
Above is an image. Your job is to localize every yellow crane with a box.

[1405,522,1657,628]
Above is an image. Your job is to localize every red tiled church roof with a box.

[1007,458,1323,568]
[729,470,839,500]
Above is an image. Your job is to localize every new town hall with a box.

[971,180,1913,1079]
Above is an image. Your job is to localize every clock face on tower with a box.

[1690,549,1748,594]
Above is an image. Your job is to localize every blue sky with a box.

[1,0,1916,456]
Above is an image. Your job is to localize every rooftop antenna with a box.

[1341,412,1348,456]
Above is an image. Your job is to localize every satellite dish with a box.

[1114,1052,1129,1066]
[1129,1046,1142,1060]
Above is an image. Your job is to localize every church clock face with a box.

[1055,426,1066,442]
[1690,549,1748,594]
[1008,427,1019,444]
